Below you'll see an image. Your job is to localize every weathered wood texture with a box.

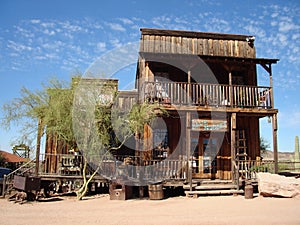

[116,90,138,111]
[236,116,260,160]
[140,29,256,58]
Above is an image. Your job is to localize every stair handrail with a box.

[232,160,239,190]
[2,158,36,197]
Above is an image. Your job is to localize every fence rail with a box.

[142,81,272,109]
[236,160,300,181]
[38,153,187,182]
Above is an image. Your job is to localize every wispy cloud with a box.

[105,22,126,32]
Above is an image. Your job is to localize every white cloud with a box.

[278,21,300,32]
[96,42,107,52]
[30,19,40,24]
[119,18,133,25]
[106,22,126,32]
[7,40,32,53]
[43,29,56,36]
[110,38,122,48]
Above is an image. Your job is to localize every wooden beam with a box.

[269,63,275,109]
[230,113,236,180]
[259,63,271,74]
[272,113,279,173]
[188,70,191,105]
[186,111,192,191]
[228,71,233,107]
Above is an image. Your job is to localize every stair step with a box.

[199,180,233,185]
[183,183,198,190]
[195,184,237,190]
[185,189,244,197]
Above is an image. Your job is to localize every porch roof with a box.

[139,52,279,66]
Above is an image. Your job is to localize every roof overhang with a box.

[139,52,279,65]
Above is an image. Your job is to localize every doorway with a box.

[192,134,218,179]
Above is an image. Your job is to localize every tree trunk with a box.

[35,117,44,176]
[76,159,99,200]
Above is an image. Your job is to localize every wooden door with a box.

[192,135,218,179]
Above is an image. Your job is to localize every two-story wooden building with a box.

[132,28,279,194]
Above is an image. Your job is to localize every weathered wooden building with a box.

[134,28,279,195]
[3,28,279,198]
[41,28,279,195]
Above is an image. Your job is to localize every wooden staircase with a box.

[184,179,244,198]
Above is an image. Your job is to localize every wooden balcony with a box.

[141,81,273,110]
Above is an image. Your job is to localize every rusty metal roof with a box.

[0,150,27,163]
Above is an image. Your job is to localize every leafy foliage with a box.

[0,152,6,167]
[260,136,270,156]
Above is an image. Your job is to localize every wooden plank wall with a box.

[141,35,256,58]
[237,116,260,160]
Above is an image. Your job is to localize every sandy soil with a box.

[0,194,299,225]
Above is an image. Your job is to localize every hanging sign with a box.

[192,119,227,132]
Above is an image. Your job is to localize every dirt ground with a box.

[0,194,299,225]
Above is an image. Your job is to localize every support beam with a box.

[228,71,233,107]
[269,63,275,109]
[230,113,237,180]
[187,70,191,105]
[272,113,278,173]
[186,111,192,191]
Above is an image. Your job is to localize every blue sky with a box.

[0,0,299,153]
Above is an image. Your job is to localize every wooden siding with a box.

[237,117,260,160]
[116,90,138,111]
[140,32,256,58]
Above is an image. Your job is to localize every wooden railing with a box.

[38,153,187,182]
[40,153,83,176]
[236,160,300,181]
[99,155,188,182]
[237,160,275,180]
[142,81,272,109]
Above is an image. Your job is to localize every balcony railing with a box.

[141,81,272,109]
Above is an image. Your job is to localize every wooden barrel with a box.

[148,183,164,200]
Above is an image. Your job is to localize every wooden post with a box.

[269,63,275,108]
[187,70,191,105]
[230,113,236,180]
[272,113,278,173]
[145,62,149,82]
[186,112,192,191]
[228,71,233,106]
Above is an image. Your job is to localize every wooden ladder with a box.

[236,130,247,161]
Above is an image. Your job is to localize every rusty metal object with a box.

[13,175,41,192]
[109,181,132,200]
[244,181,253,199]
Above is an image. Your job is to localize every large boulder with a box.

[257,172,300,198]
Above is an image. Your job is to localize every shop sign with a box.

[192,119,227,132]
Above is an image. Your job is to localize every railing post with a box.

[2,174,6,197]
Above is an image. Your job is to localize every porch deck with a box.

[141,81,273,110]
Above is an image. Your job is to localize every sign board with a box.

[192,119,227,132]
